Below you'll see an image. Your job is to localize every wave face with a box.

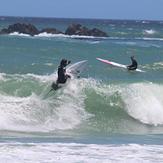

[0,73,163,136]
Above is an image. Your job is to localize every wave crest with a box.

[0,73,163,135]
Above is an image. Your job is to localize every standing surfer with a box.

[57,59,71,84]
[51,59,71,90]
[127,56,138,70]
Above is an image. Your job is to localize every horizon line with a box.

[0,15,163,22]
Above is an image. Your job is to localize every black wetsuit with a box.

[127,58,138,70]
[57,65,67,84]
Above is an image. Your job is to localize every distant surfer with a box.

[127,56,138,71]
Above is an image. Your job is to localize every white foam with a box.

[36,32,103,39]
[152,62,163,70]
[109,37,163,41]
[9,32,30,37]
[8,31,106,40]
[89,41,100,44]
[143,29,156,35]
[0,73,7,81]
[144,62,163,70]
[8,31,98,39]
[142,21,150,24]
[138,37,163,41]
[121,83,163,125]
[0,72,54,84]
[0,142,162,163]
[35,32,66,38]
[16,73,56,83]
[0,78,90,132]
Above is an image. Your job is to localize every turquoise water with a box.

[0,17,163,162]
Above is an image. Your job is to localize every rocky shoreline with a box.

[0,23,108,37]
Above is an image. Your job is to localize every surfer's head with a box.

[60,59,67,67]
[131,56,135,59]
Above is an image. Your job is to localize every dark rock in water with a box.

[0,22,108,37]
[65,24,86,35]
[89,28,108,37]
[0,23,39,36]
[39,28,63,34]
[65,24,108,37]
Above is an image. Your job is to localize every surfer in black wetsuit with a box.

[51,59,71,90]
[127,56,138,70]
[57,59,71,84]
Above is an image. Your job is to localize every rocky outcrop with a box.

[89,28,108,37]
[0,23,108,37]
[0,23,39,36]
[65,24,108,37]
[65,24,85,35]
[39,28,63,34]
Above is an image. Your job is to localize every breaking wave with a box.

[9,32,107,41]
[143,29,157,35]
[0,72,163,135]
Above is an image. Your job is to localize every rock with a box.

[89,28,108,37]
[65,24,82,35]
[39,28,63,34]
[0,23,108,37]
[0,23,39,36]
[65,24,108,37]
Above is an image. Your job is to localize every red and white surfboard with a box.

[96,57,145,72]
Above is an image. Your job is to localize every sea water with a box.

[0,16,163,162]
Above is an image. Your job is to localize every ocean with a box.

[0,16,163,162]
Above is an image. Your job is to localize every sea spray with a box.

[0,74,91,132]
[121,82,163,126]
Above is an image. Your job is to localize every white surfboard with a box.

[51,60,88,90]
[96,57,145,72]
[67,60,88,78]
